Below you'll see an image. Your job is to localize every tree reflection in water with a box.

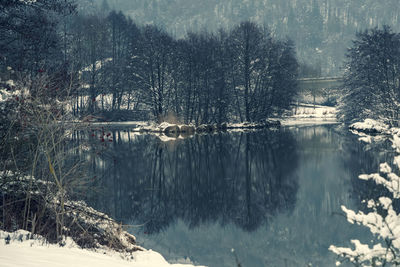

[84,130,299,234]
[72,126,388,266]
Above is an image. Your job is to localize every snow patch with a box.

[291,104,337,119]
[0,230,205,267]
[82,58,113,72]
[350,119,389,133]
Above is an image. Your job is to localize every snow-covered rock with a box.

[160,123,180,136]
[196,124,214,133]
[350,119,390,134]
[179,125,196,134]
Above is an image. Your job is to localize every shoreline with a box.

[0,173,203,267]
[71,117,339,130]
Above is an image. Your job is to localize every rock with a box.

[219,123,228,130]
[164,125,180,133]
[196,124,214,133]
[137,126,150,133]
[179,125,195,134]
[266,120,281,127]
[179,125,195,137]
[163,125,180,137]
[349,119,389,134]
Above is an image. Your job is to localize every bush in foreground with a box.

[330,133,400,266]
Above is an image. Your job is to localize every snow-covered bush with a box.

[350,119,390,134]
[330,132,400,266]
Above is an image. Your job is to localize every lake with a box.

[80,124,391,267]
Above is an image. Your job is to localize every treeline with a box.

[340,26,400,126]
[1,1,298,124]
[85,0,400,75]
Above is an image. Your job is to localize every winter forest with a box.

[2,0,400,267]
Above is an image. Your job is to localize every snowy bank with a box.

[133,120,281,136]
[0,173,142,253]
[0,230,204,267]
[279,103,338,126]
[290,103,337,119]
[0,173,205,266]
[348,119,400,143]
[349,119,390,134]
[281,118,338,126]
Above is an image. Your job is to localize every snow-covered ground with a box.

[349,118,400,143]
[290,103,336,119]
[281,103,338,126]
[281,118,338,126]
[0,230,205,267]
[87,104,338,128]
[349,118,390,133]
[92,104,338,130]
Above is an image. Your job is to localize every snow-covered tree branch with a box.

[330,131,400,266]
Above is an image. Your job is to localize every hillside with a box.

[79,0,400,76]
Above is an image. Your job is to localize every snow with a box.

[0,230,205,267]
[0,173,203,266]
[330,127,400,265]
[281,118,338,126]
[227,122,257,128]
[19,0,37,3]
[5,80,15,87]
[394,155,400,169]
[133,122,181,133]
[157,134,180,142]
[158,122,180,131]
[330,197,400,264]
[359,171,400,199]
[379,197,392,210]
[357,135,372,143]
[290,104,337,119]
[281,103,338,126]
[0,79,31,104]
[90,121,149,127]
[82,58,113,72]
[329,240,387,265]
[350,119,389,133]
[357,151,400,199]
[393,134,400,152]
[0,89,12,103]
[348,119,398,143]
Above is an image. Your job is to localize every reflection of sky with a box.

[130,126,372,267]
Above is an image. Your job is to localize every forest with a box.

[0,0,298,125]
[81,0,400,76]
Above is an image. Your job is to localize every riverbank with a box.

[0,174,203,267]
[75,117,339,143]
[281,118,338,126]
[348,118,400,143]
[79,103,338,132]
[0,230,203,267]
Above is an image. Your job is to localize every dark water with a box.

[80,125,392,267]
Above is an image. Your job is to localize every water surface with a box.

[82,125,389,266]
